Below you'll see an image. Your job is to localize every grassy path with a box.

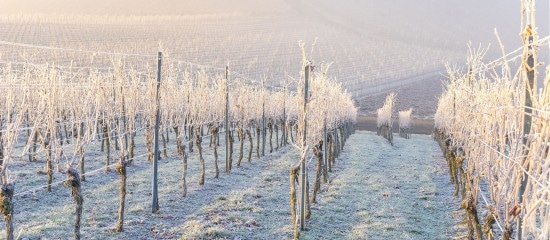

[302,131,464,239]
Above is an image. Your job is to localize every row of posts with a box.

[150,57,346,236]
[150,52,293,213]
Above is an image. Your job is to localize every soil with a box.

[356,115,434,135]
[357,72,446,120]
[355,71,443,135]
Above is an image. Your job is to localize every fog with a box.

[2,0,547,52]
[1,0,549,109]
[0,0,286,15]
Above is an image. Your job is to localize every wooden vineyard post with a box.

[104,122,111,172]
[121,87,129,163]
[300,64,311,231]
[516,29,535,240]
[79,125,85,181]
[323,117,328,183]
[45,133,53,191]
[261,79,266,157]
[225,66,230,173]
[25,113,31,162]
[283,85,287,146]
[151,51,162,213]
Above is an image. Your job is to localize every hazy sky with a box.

[0,0,286,15]
[0,0,548,58]
[1,0,546,37]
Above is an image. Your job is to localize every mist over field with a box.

[3,0,545,45]
[0,0,549,117]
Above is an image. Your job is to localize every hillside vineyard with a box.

[0,0,549,239]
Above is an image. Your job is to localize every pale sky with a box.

[1,0,546,42]
[0,0,281,15]
[0,0,548,60]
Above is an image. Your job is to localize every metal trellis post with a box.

[323,117,328,183]
[225,66,230,173]
[262,79,266,157]
[152,51,162,213]
[300,64,311,230]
